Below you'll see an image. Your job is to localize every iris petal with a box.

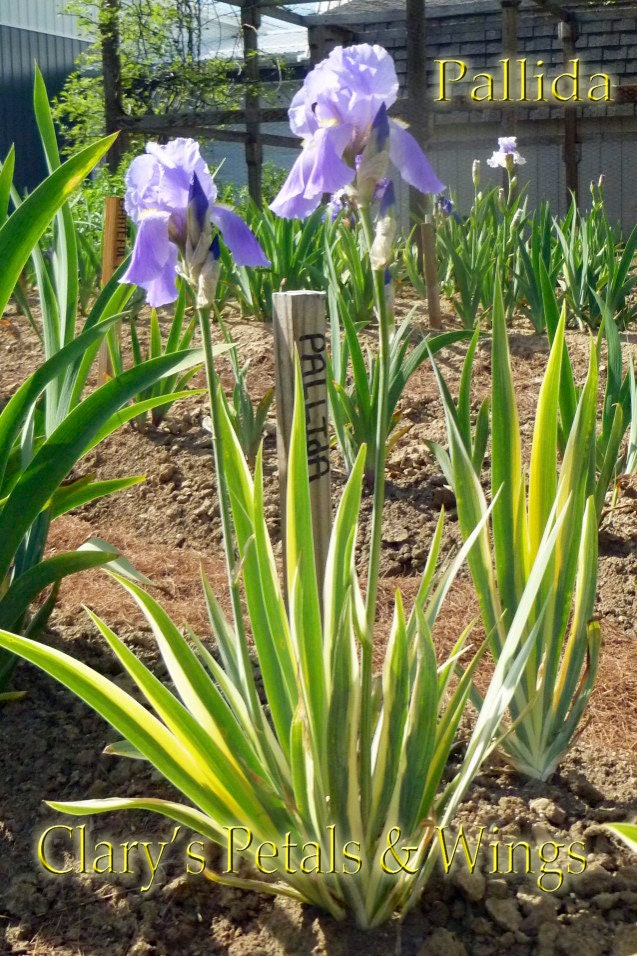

[306,125,355,196]
[210,205,270,267]
[121,211,179,307]
[269,147,325,219]
[270,125,355,220]
[388,120,445,195]
[124,154,163,223]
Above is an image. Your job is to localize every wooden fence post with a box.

[242,1,262,206]
[559,16,580,206]
[272,291,331,601]
[97,195,127,383]
[421,196,442,330]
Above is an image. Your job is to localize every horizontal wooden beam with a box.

[260,5,306,26]
[110,116,298,148]
[117,106,290,131]
[202,127,299,148]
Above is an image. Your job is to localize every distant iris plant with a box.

[436,195,455,217]
[122,138,268,307]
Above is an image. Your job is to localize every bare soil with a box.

[1,295,636,955]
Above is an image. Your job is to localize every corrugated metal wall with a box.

[0,24,86,191]
[0,0,84,39]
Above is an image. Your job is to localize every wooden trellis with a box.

[99,0,593,210]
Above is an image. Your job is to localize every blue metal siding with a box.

[0,24,87,191]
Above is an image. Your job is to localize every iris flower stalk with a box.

[353,112,397,816]
[271,43,444,820]
[487,136,525,204]
[120,139,269,672]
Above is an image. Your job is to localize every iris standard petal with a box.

[210,205,270,267]
[147,137,204,172]
[288,86,317,138]
[124,154,163,222]
[344,45,398,121]
[121,211,179,307]
[146,138,218,210]
[388,120,445,195]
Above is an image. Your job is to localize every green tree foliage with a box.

[50,1,257,267]
[53,0,243,157]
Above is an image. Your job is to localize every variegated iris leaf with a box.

[0,357,565,924]
[432,276,601,781]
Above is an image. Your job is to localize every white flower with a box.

[487,136,526,170]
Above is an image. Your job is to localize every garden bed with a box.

[1,297,636,955]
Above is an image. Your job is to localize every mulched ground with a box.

[0,292,636,955]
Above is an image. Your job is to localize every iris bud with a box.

[370,180,396,271]
[356,104,391,206]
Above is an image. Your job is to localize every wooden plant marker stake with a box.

[421,195,442,331]
[272,291,331,602]
[97,196,128,383]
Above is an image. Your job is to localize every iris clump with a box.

[270,43,444,219]
[122,138,268,307]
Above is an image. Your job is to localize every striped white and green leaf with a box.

[432,277,601,781]
[0,78,208,692]
[605,824,637,855]
[0,356,566,924]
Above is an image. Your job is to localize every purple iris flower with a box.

[436,195,455,217]
[270,44,444,219]
[121,138,269,307]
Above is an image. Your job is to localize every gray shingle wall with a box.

[308,4,637,229]
[351,6,637,108]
